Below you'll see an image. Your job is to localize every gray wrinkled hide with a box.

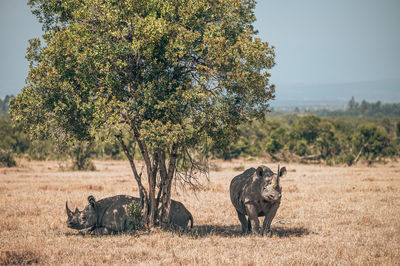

[229,165,286,236]
[167,200,193,229]
[66,195,193,235]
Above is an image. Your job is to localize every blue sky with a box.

[1,0,399,105]
[254,0,400,85]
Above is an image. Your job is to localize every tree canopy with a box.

[10,0,275,228]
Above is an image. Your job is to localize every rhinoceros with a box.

[66,195,193,234]
[230,165,286,236]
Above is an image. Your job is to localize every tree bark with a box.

[115,133,149,224]
[119,114,179,229]
[156,151,168,210]
[124,117,156,227]
[160,144,178,227]
[148,151,159,228]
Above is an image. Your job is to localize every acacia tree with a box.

[10,0,275,228]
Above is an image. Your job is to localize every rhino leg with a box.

[247,218,252,232]
[245,204,261,235]
[261,202,280,237]
[236,210,249,234]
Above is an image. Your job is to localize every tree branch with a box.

[115,132,148,206]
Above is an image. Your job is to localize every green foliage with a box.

[0,149,16,167]
[128,203,143,231]
[13,0,275,148]
[397,121,400,137]
[335,153,355,166]
[291,115,321,144]
[70,141,96,171]
[0,116,30,154]
[210,114,399,165]
[26,140,54,160]
[316,121,340,159]
[11,0,276,170]
[0,95,14,114]
[352,123,390,164]
[264,127,287,154]
[293,139,308,156]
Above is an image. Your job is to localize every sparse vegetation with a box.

[0,149,16,167]
[217,114,399,165]
[128,203,143,231]
[0,248,43,265]
[1,94,399,167]
[0,159,399,264]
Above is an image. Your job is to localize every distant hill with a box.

[271,79,400,107]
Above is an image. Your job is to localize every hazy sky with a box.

[1,0,399,103]
[254,0,400,86]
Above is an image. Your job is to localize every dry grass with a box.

[1,159,399,265]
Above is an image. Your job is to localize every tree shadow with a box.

[182,224,312,238]
[64,224,313,238]
[188,224,242,238]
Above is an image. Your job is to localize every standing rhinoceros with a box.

[230,165,286,236]
[66,195,193,234]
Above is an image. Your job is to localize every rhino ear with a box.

[256,166,264,178]
[88,195,96,208]
[279,166,287,177]
[66,201,72,217]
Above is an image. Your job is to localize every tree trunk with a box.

[115,133,149,225]
[127,122,157,227]
[148,151,159,228]
[160,144,178,227]
[156,151,168,212]
[354,142,367,164]
[117,117,179,229]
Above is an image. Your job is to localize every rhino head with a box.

[66,195,98,230]
[259,165,287,202]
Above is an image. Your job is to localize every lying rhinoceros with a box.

[66,195,193,234]
[230,165,286,236]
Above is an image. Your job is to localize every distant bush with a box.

[1,95,399,167]
[336,153,355,166]
[294,140,308,156]
[210,113,399,165]
[352,123,391,164]
[0,149,16,167]
[70,141,96,171]
[313,97,400,117]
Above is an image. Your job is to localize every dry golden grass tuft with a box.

[0,159,399,265]
[0,240,44,265]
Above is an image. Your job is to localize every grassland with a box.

[0,159,399,265]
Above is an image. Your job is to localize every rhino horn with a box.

[66,201,72,217]
[272,165,280,188]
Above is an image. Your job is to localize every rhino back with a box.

[230,168,257,214]
[96,195,140,232]
[169,200,192,228]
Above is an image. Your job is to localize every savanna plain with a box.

[0,159,399,265]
